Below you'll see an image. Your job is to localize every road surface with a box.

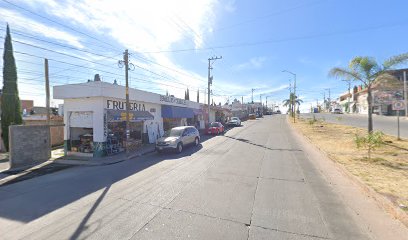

[0,115,406,239]
[301,113,408,139]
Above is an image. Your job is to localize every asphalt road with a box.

[301,113,408,139]
[0,116,405,239]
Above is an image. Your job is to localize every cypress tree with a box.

[197,88,199,103]
[1,24,22,151]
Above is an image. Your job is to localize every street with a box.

[0,115,406,240]
[301,113,408,139]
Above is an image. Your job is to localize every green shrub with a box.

[354,131,384,160]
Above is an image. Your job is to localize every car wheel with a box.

[194,137,199,146]
[176,143,183,153]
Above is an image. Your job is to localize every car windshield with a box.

[210,123,219,127]
[165,128,183,137]
[232,117,238,120]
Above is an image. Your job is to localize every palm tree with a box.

[329,54,408,133]
[282,93,303,117]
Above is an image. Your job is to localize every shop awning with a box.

[193,108,203,115]
[162,105,194,118]
[107,109,154,122]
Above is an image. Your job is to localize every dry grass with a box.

[293,116,408,211]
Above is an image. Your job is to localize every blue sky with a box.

[1,0,408,112]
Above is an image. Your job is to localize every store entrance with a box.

[69,127,93,156]
[106,121,143,154]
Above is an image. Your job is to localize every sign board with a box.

[70,111,93,128]
[392,100,405,111]
[159,95,187,106]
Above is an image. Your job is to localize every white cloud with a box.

[16,0,219,97]
[35,0,218,52]
[0,8,84,48]
[232,57,267,71]
[224,0,237,13]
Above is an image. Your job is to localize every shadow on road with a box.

[0,123,253,230]
[69,185,111,240]
[0,131,222,227]
[223,135,303,152]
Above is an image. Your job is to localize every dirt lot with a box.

[292,116,408,212]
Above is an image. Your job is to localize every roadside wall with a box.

[24,119,64,147]
[9,125,51,169]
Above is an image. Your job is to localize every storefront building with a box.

[53,80,200,157]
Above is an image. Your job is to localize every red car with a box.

[208,122,224,135]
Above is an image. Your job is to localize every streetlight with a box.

[342,79,352,113]
[282,70,297,122]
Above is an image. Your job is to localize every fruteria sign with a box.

[392,100,405,111]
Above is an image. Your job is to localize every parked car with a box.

[249,114,256,120]
[227,117,241,127]
[255,112,263,118]
[332,108,343,114]
[207,122,224,135]
[276,110,281,114]
[156,126,200,153]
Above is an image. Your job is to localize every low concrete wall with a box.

[9,125,51,169]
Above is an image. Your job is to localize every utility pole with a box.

[119,49,134,154]
[124,50,130,154]
[251,88,256,103]
[207,56,222,125]
[404,71,407,117]
[44,58,50,125]
[328,88,331,103]
[266,96,268,111]
[342,79,352,113]
[282,70,296,122]
[325,88,331,111]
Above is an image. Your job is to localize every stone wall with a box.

[9,125,51,169]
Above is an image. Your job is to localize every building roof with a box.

[53,81,200,109]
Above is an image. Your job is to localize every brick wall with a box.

[9,125,51,169]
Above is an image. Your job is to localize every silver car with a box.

[227,117,241,127]
[156,126,200,153]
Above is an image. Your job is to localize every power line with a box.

[0,24,208,86]
[131,53,207,84]
[8,38,121,70]
[213,0,327,32]
[140,20,408,54]
[0,0,121,52]
[0,27,121,60]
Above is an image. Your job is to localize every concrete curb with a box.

[0,148,157,186]
[288,117,408,228]
[53,148,157,166]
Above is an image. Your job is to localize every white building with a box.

[53,81,202,157]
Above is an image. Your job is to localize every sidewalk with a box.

[0,144,156,186]
[54,144,157,166]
